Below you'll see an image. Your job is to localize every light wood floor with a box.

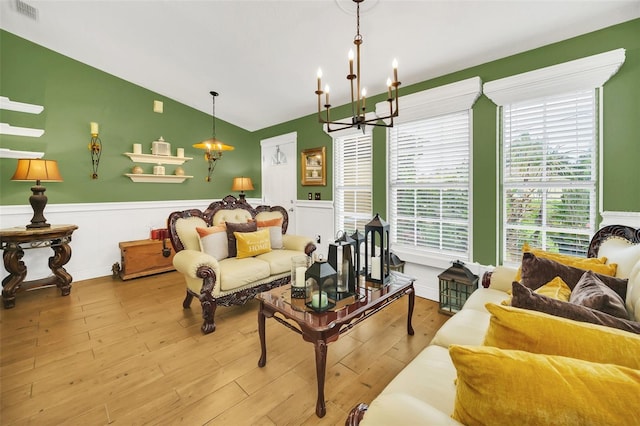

[0,271,449,425]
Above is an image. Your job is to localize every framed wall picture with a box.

[301,146,326,186]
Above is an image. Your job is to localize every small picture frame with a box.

[301,146,326,186]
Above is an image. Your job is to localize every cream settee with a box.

[348,225,640,425]
[167,195,316,334]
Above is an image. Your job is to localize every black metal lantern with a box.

[328,231,357,295]
[364,213,390,285]
[438,260,478,315]
[305,259,337,312]
[350,230,365,278]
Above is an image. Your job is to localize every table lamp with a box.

[231,176,254,201]
[11,158,63,228]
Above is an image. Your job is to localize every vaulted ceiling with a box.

[1,0,638,131]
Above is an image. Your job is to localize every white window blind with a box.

[389,110,471,259]
[502,90,597,263]
[334,133,372,233]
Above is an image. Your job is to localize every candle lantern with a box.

[291,255,310,299]
[364,213,391,285]
[305,259,337,312]
[438,260,478,315]
[350,230,365,278]
[328,231,357,295]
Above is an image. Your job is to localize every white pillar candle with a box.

[371,256,381,280]
[311,291,328,309]
[133,143,142,154]
[90,122,99,135]
[176,148,184,157]
[153,165,165,175]
[295,267,306,287]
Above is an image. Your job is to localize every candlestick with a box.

[348,49,354,76]
[371,256,381,280]
[317,68,322,92]
[387,78,392,99]
[361,88,366,110]
[392,59,398,83]
[325,85,330,106]
[295,267,306,287]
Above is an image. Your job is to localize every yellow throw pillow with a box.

[234,229,271,259]
[501,276,570,306]
[449,344,640,426]
[534,276,571,301]
[514,243,616,281]
[483,303,640,369]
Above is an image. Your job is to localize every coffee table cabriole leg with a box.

[49,239,73,296]
[407,285,415,335]
[258,301,267,367]
[314,340,328,417]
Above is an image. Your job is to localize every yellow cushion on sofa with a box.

[514,243,616,281]
[501,276,571,306]
[235,229,271,259]
[449,344,640,426]
[483,303,640,369]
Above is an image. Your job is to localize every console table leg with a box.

[2,244,26,309]
[314,340,328,418]
[258,302,267,367]
[49,241,73,296]
[407,285,415,336]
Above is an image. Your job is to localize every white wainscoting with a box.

[0,199,215,283]
[600,211,640,228]
[296,199,334,259]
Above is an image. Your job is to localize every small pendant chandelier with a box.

[315,0,400,133]
[193,91,234,182]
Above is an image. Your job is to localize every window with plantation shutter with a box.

[389,110,472,260]
[501,90,597,263]
[484,49,625,265]
[334,133,372,233]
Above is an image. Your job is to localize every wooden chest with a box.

[118,239,175,280]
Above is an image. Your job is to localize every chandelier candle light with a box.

[315,0,400,133]
[193,91,234,182]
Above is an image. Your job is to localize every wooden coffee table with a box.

[257,271,415,418]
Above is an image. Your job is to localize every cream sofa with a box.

[347,225,640,425]
[167,195,316,334]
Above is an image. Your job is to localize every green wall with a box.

[0,30,259,204]
[2,19,639,266]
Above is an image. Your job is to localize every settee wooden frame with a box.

[167,195,316,334]
[345,224,640,425]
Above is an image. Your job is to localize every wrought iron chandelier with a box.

[315,0,400,133]
[193,91,234,182]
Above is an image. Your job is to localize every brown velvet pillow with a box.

[520,252,628,301]
[510,281,640,335]
[225,221,257,257]
[570,271,629,319]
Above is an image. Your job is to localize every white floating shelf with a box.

[123,152,192,165]
[0,148,44,159]
[125,173,193,183]
[0,96,44,114]
[0,122,45,137]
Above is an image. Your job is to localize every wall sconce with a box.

[231,176,254,201]
[192,91,234,182]
[88,122,102,179]
[11,158,63,228]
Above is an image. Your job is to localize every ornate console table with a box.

[0,224,78,308]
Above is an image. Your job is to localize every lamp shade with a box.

[231,177,254,192]
[192,140,235,151]
[11,159,63,182]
